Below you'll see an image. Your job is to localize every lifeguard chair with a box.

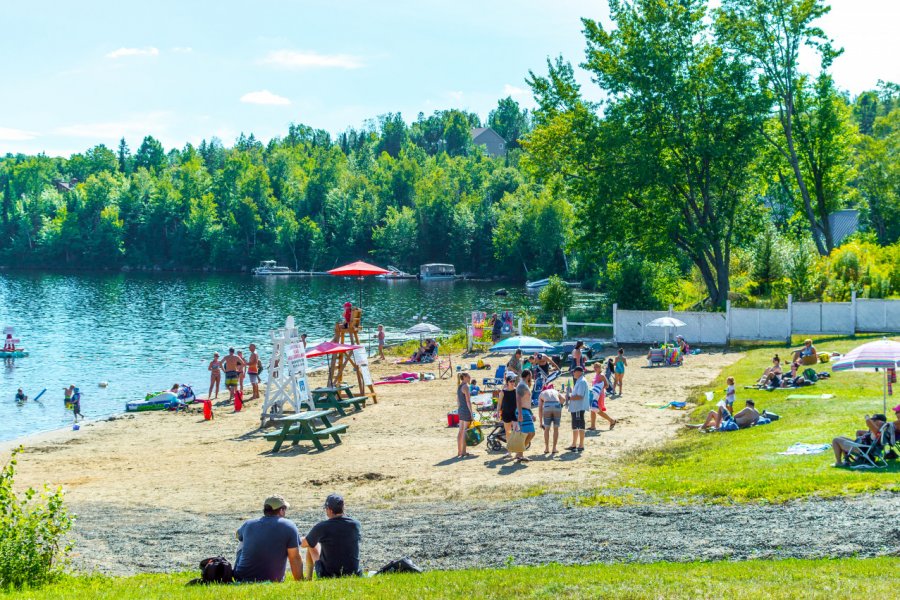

[329,308,377,403]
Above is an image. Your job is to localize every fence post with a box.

[562,315,568,338]
[786,294,793,345]
[850,290,857,336]
[466,325,473,353]
[517,318,523,336]
[612,303,618,345]
[725,300,731,346]
[668,304,674,317]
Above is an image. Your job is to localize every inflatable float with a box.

[0,349,28,358]
[126,385,196,412]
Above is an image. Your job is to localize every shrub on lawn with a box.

[0,446,74,589]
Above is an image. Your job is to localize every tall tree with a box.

[488,97,531,149]
[717,0,848,255]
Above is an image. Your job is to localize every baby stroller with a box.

[486,422,507,452]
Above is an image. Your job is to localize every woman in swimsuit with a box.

[571,341,586,372]
[208,352,222,399]
[496,372,519,458]
[455,373,476,459]
[613,348,627,395]
[589,362,617,430]
[237,350,247,390]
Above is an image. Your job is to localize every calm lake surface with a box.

[0,272,600,441]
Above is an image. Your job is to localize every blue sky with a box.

[1,0,897,156]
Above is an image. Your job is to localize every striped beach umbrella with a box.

[832,338,900,414]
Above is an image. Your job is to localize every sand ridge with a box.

[8,349,741,512]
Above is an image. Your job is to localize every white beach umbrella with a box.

[645,317,687,345]
[405,322,442,342]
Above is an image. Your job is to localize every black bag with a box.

[376,557,423,575]
[200,556,234,584]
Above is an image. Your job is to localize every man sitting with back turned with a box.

[234,495,303,583]
[301,493,362,578]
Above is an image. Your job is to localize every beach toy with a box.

[234,389,243,412]
[99,381,108,388]
[202,399,213,420]
[72,424,80,431]
[705,391,714,402]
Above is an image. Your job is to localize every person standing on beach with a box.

[613,348,627,395]
[515,369,536,462]
[237,350,247,391]
[377,325,385,360]
[565,366,588,452]
[589,362,617,431]
[301,333,308,349]
[497,372,518,458]
[247,344,262,401]
[71,387,84,421]
[208,353,222,399]
[222,348,245,402]
[490,313,502,344]
[455,372,476,458]
[538,384,562,454]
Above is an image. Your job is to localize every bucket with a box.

[72,424,80,431]
[705,391,714,402]
[447,411,460,428]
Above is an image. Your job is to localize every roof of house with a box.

[828,209,859,246]
[470,127,504,142]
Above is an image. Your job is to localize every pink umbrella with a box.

[832,338,900,414]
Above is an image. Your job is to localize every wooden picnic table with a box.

[264,409,348,452]
[311,385,367,416]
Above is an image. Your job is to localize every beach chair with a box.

[437,355,453,379]
[482,365,506,391]
[845,422,894,469]
[647,348,665,367]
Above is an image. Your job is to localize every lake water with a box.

[0,272,599,441]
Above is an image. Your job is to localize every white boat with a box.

[419,263,456,280]
[377,265,417,280]
[252,260,295,275]
[526,278,581,290]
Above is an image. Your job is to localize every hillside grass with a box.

[6,558,898,599]
[597,334,900,504]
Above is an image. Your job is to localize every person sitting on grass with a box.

[756,355,783,388]
[301,494,362,578]
[831,413,889,467]
[233,495,303,583]
[733,399,760,428]
[792,338,818,364]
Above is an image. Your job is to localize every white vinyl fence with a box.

[613,292,900,345]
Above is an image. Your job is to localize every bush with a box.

[538,275,574,319]
[0,447,74,589]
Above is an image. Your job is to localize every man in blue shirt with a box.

[566,366,589,452]
[234,495,303,582]
[301,494,362,578]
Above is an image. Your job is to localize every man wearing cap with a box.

[565,366,589,452]
[301,494,362,578]
[233,495,303,583]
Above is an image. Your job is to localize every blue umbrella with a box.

[490,335,553,353]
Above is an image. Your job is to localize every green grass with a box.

[606,334,900,503]
[6,558,898,599]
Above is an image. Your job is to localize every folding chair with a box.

[846,422,893,469]
[482,365,506,391]
[437,355,453,379]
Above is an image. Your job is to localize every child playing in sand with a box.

[377,325,385,360]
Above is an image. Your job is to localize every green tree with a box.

[134,136,167,173]
[539,275,574,320]
[443,110,472,157]
[372,206,418,268]
[488,97,531,149]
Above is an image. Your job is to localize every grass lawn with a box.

[604,334,900,503]
[7,557,898,599]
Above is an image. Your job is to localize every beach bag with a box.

[376,557,423,575]
[719,419,739,432]
[755,417,771,426]
[199,556,233,584]
[507,430,527,453]
[802,368,818,382]
[465,422,484,446]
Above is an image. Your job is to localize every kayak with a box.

[0,349,28,358]
[126,392,178,412]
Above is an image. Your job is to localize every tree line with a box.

[1,0,899,311]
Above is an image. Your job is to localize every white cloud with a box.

[106,46,160,59]
[448,90,464,101]
[503,84,528,97]
[0,127,38,141]
[55,112,171,139]
[261,50,364,69]
[172,46,193,54]
[240,90,291,106]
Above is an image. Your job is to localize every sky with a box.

[1,0,897,157]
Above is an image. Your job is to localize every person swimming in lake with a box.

[15,388,26,403]
[63,384,75,408]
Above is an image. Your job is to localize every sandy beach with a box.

[7,348,740,513]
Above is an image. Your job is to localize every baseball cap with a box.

[324,493,344,513]
[893,404,900,413]
[264,495,290,511]
[505,371,518,381]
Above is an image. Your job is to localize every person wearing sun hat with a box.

[233,495,303,582]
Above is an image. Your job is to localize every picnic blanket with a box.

[778,443,830,456]
[786,394,835,400]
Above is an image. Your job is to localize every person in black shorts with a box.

[301,494,362,578]
[497,371,518,458]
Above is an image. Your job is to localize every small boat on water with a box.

[525,278,581,290]
[377,265,417,280]
[420,263,456,280]
[252,260,302,276]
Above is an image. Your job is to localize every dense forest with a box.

[1,0,899,311]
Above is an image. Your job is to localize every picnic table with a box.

[311,384,367,416]
[264,409,348,452]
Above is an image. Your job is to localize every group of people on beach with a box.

[454,344,628,461]
[208,345,263,402]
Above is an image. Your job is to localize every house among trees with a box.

[52,178,78,193]
[470,127,506,157]
[828,209,860,247]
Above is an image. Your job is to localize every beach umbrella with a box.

[405,322,442,340]
[306,341,364,387]
[327,260,391,334]
[646,316,686,345]
[832,338,900,414]
[490,335,553,353]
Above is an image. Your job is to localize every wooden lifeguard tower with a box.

[330,307,377,403]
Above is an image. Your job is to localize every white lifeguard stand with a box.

[260,316,311,427]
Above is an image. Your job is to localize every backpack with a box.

[802,368,818,382]
[200,556,234,584]
[376,557,424,575]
